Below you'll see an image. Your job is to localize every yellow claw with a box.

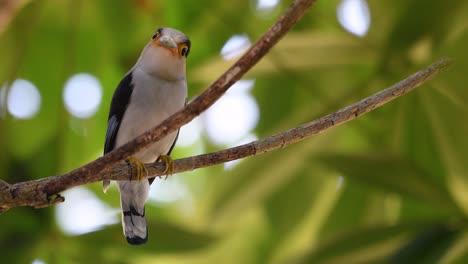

[158,155,174,179]
[126,156,148,181]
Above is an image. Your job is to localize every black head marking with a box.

[182,38,191,57]
[152,28,163,39]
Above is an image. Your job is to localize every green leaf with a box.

[297,223,423,264]
[211,132,337,226]
[261,168,343,263]
[192,32,375,84]
[319,153,461,213]
[389,224,459,263]
[438,229,468,264]
[61,221,217,262]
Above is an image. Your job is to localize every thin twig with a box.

[0,0,317,211]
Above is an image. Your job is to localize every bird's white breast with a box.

[115,67,187,163]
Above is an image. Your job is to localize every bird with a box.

[103,27,190,245]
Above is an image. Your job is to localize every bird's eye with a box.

[179,44,189,57]
[152,32,160,40]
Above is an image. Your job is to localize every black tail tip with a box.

[126,235,148,245]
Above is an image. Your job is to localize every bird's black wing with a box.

[104,72,134,154]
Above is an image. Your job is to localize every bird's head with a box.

[137,27,191,81]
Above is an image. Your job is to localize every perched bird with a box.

[103,27,190,245]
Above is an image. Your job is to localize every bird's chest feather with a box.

[116,70,187,161]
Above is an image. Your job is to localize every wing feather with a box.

[103,72,134,191]
[104,72,134,154]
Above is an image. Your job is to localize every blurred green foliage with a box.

[1,0,468,263]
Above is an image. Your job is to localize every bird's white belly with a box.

[115,69,186,163]
[117,107,179,163]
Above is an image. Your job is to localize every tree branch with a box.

[0,0,318,211]
[0,56,452,211]
[103,57,453,179]
[0,0,452,211]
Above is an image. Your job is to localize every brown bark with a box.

[0,0,452,211]
[0,57,452,211]
[0,0,318,211]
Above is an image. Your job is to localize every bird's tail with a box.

[118,180,150,245]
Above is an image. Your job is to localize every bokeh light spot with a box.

[257,0,279,11]
[6,79,41,119]
[63,73,103,119]
[178,117,203,147]
[337,0,370,37]
[203,80,259,145]
[336,175,344,189]
[56,187,118,235]
[220,34,251,61]
[149,177,191,203]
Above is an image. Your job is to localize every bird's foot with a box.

[126,156,148,181]
[157,155,174,180]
